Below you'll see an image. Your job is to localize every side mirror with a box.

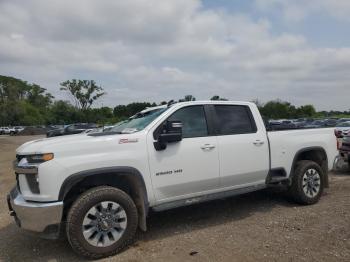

[154,121,183,151]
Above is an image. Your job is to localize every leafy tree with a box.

[258,100,316,119]
[0,75,29,102]
[60,79,105,110]
[0,75,53,125]
[296,105,316,118]
[19,101,45,125]
[179,95,196,102]
[47,100,79,124]
[1,74,350,126]
[113,102,155,119]
[85,107,115,124]
[27,84,53,108]
[113,105,128,119]
[210,95,228,101]
[259,100,293,119]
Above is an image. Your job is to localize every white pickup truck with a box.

[7,101,337,259]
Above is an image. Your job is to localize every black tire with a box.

[66,186,138,259]
[288,160,324,205]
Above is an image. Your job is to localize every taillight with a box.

[334,130,342,138]
[337,139,342,150]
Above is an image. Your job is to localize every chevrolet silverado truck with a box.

[7,101,338,259]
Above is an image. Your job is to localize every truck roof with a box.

[143,100,255,113]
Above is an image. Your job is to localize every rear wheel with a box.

[288,160,324,205]
[66,186,138,259]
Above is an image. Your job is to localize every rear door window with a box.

[214,105,257,135]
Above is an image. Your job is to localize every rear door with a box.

[213,104,270,188]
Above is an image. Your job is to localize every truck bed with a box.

[268,128,338,177]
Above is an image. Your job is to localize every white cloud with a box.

[255,0,350,22]
[0,0,349,110]
[10,33,24,40]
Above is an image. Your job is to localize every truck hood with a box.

[16,132,139,156]
[16,134,95,154]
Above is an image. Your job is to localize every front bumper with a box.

[7,187,63,237]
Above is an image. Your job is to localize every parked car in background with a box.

[0,126,25,135]
[324,119,338,127]
[292,119,306,128]
[1,127,15,135]
[334,121,350,138]
[339,134,350,166]
[14,126,25,134]
[337,118,350,123]
[46,123,98,137]
[1,127,10,135]
[83,127,104,134]
[304,120,327,129]
[268,120,297,130]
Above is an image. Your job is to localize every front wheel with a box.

[288,160,324,205]
[66,186,138,259]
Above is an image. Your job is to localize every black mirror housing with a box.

[154,120,183,151]
[159,133,182,143]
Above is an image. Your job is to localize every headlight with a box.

[26,153,54,164]
[15,153,53,175]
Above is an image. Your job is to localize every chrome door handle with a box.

[253,140,265,146]
[201,144,216,150]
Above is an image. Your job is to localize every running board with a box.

[152,184,266,212]
[268,176,289,184]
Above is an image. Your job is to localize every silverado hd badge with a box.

[156,169,183,176]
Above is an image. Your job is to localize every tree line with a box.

[0,75,349,126]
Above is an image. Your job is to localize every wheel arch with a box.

[290,146,329,187]
[59,166,149,231]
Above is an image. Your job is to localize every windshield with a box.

[109,108,167,134]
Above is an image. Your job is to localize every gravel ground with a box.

[0,135,349,262]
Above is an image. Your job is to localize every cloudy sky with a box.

[1,0,350,110]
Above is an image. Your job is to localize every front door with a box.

[147,105,220,202]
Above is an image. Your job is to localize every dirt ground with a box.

[0,135,349,262]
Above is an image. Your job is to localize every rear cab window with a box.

[214,105,257,135]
